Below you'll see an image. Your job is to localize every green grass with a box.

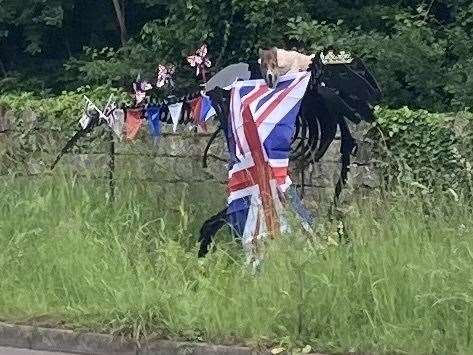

[1,173,473,354]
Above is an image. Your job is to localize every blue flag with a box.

[146,105,162,137]
[200,94,216,123]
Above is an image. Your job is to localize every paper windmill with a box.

[156,64,175,88]
[187,44,212,81]
[131,73,153,104]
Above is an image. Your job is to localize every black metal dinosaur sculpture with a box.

[198,52,382,257]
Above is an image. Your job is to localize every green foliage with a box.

[68,0,309,90]
[285,8,453,111]
[0,86,127,128]
[0,86,127,174]
[374,107,473,189]
[1,0,472,112]
[1,174,473,353]
[0,0,73,54]
[444,2,473,109]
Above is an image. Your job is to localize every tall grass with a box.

[1,173,472,354]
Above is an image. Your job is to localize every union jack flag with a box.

[226,72,311,251]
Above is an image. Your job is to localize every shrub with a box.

[373,107,473,190]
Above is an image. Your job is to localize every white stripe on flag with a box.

[228,184,259,204]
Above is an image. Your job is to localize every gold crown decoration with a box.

[320,50,353,64]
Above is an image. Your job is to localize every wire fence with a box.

[1,124,363,205]
[0,125,230,202]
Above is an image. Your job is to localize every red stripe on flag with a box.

[241,105,279,237]
[229,169,254,192]
[228,166,287,192]
[271,167,288,185]
[242,85,269,109]
[254,76,305,127]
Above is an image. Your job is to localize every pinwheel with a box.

[156,64,175,88]
[132,75,153,105]
[187,44,212,81]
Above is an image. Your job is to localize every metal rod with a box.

[108,128,116,203]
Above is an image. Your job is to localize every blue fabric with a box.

[262,101,301,160]
[228,195,252,236]
[146,105,161,137]
[200,95,215,122]
[286,185,315,226]
[239,86,254,99]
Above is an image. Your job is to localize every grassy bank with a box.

[0,174,472,354]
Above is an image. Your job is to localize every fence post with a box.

[107,128,115,203]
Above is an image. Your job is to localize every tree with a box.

[111,0,128,46]
[0,0,472,113]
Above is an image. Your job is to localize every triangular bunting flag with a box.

[200,94,216,122]
[79,100,93,129]
[168,102,183,133]
[125,108,143,140]
[146,105,162,137]
[106,108,125,139]
[190,96,203,126]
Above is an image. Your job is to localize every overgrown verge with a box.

[1,91,473,353]
[0,174,472,354]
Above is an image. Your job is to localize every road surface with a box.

[0,347,78,355]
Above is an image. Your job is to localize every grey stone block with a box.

[349,164,381,188]
[115,132,224,158]
[203,157,229,182]
[31,327,136,355]
[56,153,108,175]
[0,322,32,349]
[295,187,336,208]
[318,139,341,162]
[291,161,341,188]
[352,141,374,164]
[0,322,328,355]
[30,327,75,353]
[310,161,340,187]
[348,120,374,142]
[76,332,137,355]
[115,155,214,182]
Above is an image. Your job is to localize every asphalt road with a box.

[0,347,78,355]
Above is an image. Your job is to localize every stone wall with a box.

[0,108,380,210]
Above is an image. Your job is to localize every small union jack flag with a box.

[226,72,311,253]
